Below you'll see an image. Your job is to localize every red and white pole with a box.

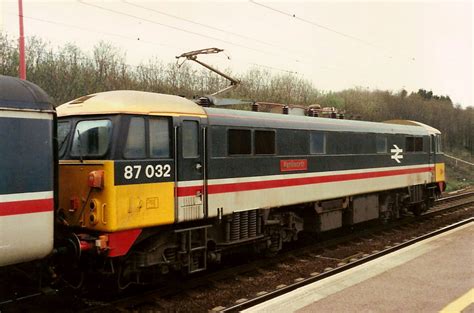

[18,0,26,80]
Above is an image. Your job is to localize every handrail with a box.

[444,154,474,166]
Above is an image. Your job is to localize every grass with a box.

[444,149,474,192]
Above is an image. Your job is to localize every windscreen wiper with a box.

[76,129,84,163]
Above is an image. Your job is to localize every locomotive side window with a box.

[182,121,199,158]
[71,119,111,157]
[406,136,415,152]
[255,130,275,155]
[436,135,442,152]
[58,121,71,157]
[124,117,146,159]
[406,136,423,153]
[150,118,171,158]
[210,126,226,157]
[376,135,387,153]
[228,129,251,155]
[278,129,308,155]
[310,131,326,154]
[414,137,423,152]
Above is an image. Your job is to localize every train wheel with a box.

[117,262,135,290]
[411,202,426,216]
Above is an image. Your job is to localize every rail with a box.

[220,217,473,312]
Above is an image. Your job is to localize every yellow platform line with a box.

[440,288,474,313]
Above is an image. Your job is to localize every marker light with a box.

[70,197,80,212]
[88,170,104,189]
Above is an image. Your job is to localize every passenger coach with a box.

[56,90,445,281]
[0,75,55,267]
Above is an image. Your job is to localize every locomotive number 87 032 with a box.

[51,89,445,284]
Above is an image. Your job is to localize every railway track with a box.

[77,191,474,313]
[1,191,473,313]
[434,190,474,206]
[221,216,473,312]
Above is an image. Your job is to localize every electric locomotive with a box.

[56,90,445,283]
[0,75,55,267]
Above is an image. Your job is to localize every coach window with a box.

[150,118,171,158]
[310,131,326,154]
[376,135,387,153]
[71,119,112,157]
[124,117,146,158]
[228,129,251,155]
[255,130,275,155]
[182,120,199,158]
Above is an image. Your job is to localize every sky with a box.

[0,0,472,107]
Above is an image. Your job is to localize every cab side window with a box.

[124,117,146,158]
[150,118,171,158]
[376,135,387,153]
[124,117,172,159]
[182,121,199,158]
[436,135,443,153]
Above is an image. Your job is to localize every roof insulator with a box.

[252,102,259,112]
[197,97,212,107]
[307,108,317,117]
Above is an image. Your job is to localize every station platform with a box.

[244,222,474,313]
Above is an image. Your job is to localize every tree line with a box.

[1,33,472,156]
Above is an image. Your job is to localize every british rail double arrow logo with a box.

[390,145,403,163]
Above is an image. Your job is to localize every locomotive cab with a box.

[384,120,445,193]
[56,91,207,260]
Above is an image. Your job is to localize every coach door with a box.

[176,118,206,222]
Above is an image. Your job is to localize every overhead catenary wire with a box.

[5,2,349,76]
[77,1,341,73]
[249,0,416,62]
[249,63,298,75]
[249,0,377,47]
[6,13,182,51]
[77,1,349,73]
[2,15,304,77]
[121,0,315,60]
[4,17,313,77]
[12,1,356,74]
[122,0,279,49]
[77,0,286,59]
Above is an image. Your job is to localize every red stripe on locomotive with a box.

[177,166,433,197]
